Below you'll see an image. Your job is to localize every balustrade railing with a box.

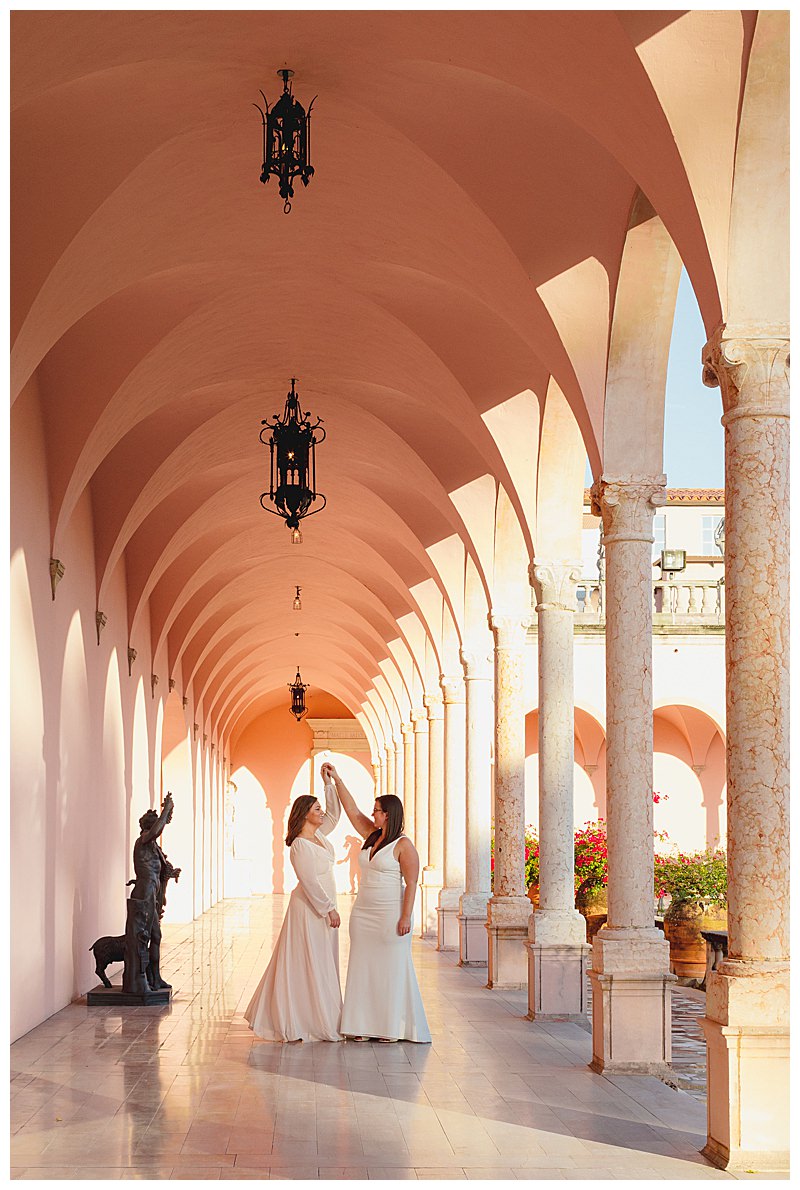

[574,577,724,626]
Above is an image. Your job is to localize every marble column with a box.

[699,329,789,1171]
[401,722,415,837]
[371,760,381,795]
[385,744,395,795]
[589,476,674,1075]
[526,561,590,1019]
[438,674,466,951]
[412,709,429,870]
[393,738,403,808]
[458,648,493,966]
[379,752,388,797]
[421,692,445,936]
[486,612,532,989]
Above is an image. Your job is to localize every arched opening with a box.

[653,704,726,851]
[160,690,194,922]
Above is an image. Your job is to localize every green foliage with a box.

[653,848,728,904]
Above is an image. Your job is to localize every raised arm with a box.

[321,763,373,839]
[140,793,173,843]
[318,776,341,836]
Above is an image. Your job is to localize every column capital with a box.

[489,609,533,649]
[529,558,583,612]
[459,646,493,681]
[423,690,444,719]
[702,325,790,423]
[440,673,466,704]
[411,707,429,732]
[590,475,667,544]
[401,721,414,738]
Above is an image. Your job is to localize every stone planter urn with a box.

[527,883,539,910]
[575,879,608,942]
[663,899,728,982]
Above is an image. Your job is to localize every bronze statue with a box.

[89,793,181,1003]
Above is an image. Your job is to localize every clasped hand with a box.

[327,909,341,929]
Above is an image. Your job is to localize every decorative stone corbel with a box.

[168,678,176,693]
[182,696,189,709]
[203,733,208,747]
[127,646,137,676]
[95,610,107,645]
[151,674,159,698]
[49,557,65,601]
[193,722,199,739]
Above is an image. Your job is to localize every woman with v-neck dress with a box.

[321,763,431,1044]
[244,781,343,1042]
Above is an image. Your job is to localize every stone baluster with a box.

[700,329,789,1171]
[421,692,445,936]
[486,611,533,989]
[437,674,466,950]
[526,561,590,1018]
[589,476,674,1074]
[458,647,493,965]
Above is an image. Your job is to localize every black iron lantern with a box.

[260,378,326,535]
[289,666,309,721]
[254,69,316,213]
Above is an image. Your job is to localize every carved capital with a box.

[529,559,583,612]
[151,673,159,699]
[423,690,444,719]
[168,678,176,693]
[702,325,790,423]
[489,609,533,650]
[182,696,188,709]
[590,475,667,545]
[95,610,107,646]
[459,646,493,681]
[193,722,199,739]
[440,673,466,704]
[127,646,137,676]
[401,721,414,737]
[411,707,429,732]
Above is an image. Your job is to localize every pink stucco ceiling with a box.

[11,11,751,742]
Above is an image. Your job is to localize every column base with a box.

[421,867,442,937]
[700,960,789,1173]
[457,892,489,966]
[486,895,530,989]
[526,942,590,1020]
[589,928,675,1073]
[437,886,462,951]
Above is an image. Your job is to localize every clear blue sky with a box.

[585,268,725,487]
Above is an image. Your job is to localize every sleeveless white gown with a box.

[244,785,342,1042]
[340,836,431,1043]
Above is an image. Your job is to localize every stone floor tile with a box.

[414,1169,467,1179]
[463,1169,517,1179]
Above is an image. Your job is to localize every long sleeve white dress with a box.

[244,782,343,1042]
[340,836,431,1043]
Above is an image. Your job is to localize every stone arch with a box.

[653,703,726,851]
[601,190,683,479]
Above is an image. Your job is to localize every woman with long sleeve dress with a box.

[321,762,431,1044]
[244,778,343,1042]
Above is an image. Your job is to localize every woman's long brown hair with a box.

[285,795,319,846]
[363,794,405,856]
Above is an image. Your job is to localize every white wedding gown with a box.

[244,784,342,1042]
[340,836,431,1043]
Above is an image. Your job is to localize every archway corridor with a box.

[11,894,759,1182]
[11,9,789,1177]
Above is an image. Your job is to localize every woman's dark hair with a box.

[285,795,319,846]
[363,794,405,856]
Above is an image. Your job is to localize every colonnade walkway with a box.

[11,898,780,1181]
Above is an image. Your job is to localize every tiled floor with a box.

[10,897,785,1181]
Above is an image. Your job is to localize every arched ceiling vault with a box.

[12,10,756,752]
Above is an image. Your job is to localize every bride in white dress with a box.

[321,763,431,1044]
[244,780,343,1042]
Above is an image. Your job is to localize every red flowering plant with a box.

[490,827,539,890]
[573,820,608,890]
[653,848,727,905]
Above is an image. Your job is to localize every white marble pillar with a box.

[412,709,429,870]
[699,330,789,1171]
[385,745,395,795]
[378,753,387,797]
[486,612,532,989]
[401,722,415,837]
[458,648,493,966]
[589,476,674,1075]
[393,738,403,808]
[438,674,466,951]
[526,561,590,1019]
[421,692,444,936]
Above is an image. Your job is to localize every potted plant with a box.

[574,820,609,940]
[525,829,540,908]
[655,848,728,982]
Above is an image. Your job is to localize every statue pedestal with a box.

[86,984,172,1007]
